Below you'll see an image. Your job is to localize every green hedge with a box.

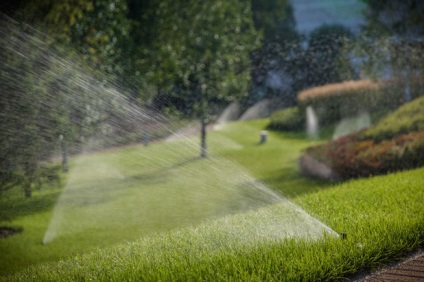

[267,107,305,131]
[360,95,424,141]
[297,80,383,126]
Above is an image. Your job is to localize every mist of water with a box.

[306,106,319,139]
[333,110,371,140]
[1,16,338,247]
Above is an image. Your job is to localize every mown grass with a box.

[2,119,424,280]
[0,119,325,275]
[3,167,424,281]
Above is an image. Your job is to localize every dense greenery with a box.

[0,0,267,196]
[249,0,299,106]
[2,120,424,279]
[145,1,260,157]
[298,80,382,126]
[267,107,305,131]
[357,0,424,103]
[304,96,424,179]
[306,131,424,179]
[361,95,424,140]
[300,24,355,88]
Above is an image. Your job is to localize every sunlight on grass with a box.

[0,119,329,275]
[2,119,424,280]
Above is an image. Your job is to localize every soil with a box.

[0,226,22,238]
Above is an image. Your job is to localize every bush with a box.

[305,131,424,179]
[360,95,424,141]
[267,107,305,131]
[382,76,424,107]
[297,80,382,125]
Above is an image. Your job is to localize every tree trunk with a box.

[24,184,32,198]
[199,88,207,158]
[61,138,68,173]
[404,66,411,102]
[200,113,207,158]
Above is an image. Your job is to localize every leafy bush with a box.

[360,95,424,141]
[297,80,382,125]
[303,96,424,179]
[382,76,424,106]
[305,131,424,179]
[267,107,305,131]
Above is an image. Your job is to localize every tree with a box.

[358,0,424,102]
[361,0,424,37]
[147,1,260,157]
[20,0,132,78]
[249,0,300,105]
[0,19,68,197]
[301,24,355,89]
[0,14,142,197]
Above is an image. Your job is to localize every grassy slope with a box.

[213,119,333,197]
[0,119,324,275]
[361,95,424,140]
[2,119,424,280]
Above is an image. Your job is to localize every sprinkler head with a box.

[340,232,347,240]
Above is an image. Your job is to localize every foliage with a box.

[360,0,424,37]
[267,107,305,131]
[145,1,260,157]
[20,0,132,77]
[251,0,296,40]
[296,24,355,90]
[304,96,424,179]
[306,131,424,179]
[297,80,382,125]
[249,0,300,105]
[356,0,424,102]
[0,19,70,197]
[0,17,166,198]
[147,1,259,109]
[360,95,424,140]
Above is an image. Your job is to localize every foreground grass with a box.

[3,167,424,281]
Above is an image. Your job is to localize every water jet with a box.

[306,106,319,139]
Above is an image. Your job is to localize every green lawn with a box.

[0,119,324,275]
[1,119,424,280]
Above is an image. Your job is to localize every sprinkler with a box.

[340,232,347,240]
[260,130,268,144]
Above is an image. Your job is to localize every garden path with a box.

[353,250,424,281]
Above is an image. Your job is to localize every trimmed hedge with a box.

[267,107,305,131]
[297,80,382,125]
[360,95,424,141]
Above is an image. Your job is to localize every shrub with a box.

[267,107,305,131]
[297,80,382,125]
[382,76,424,107]
[305,131,424,179]
[360,95,424,141]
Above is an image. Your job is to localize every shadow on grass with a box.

[0,189,62,222]
[260,167,337,198]
[129,156,200,183]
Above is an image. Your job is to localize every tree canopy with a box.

[143,1,260,157]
